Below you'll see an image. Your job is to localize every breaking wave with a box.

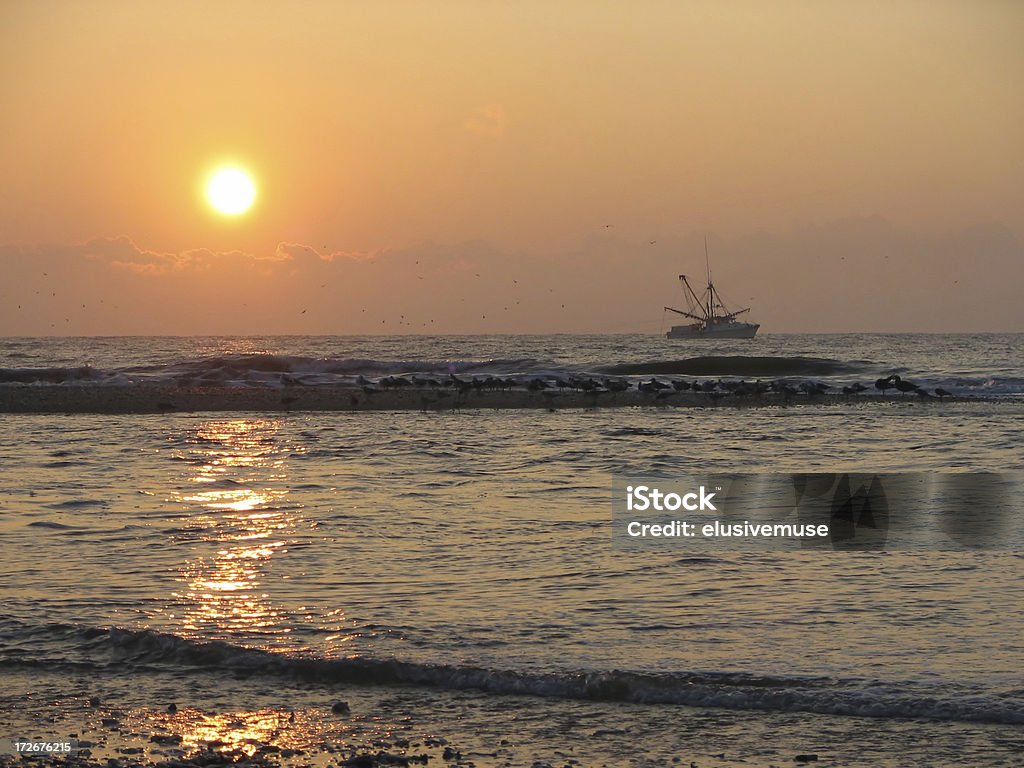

[599,356,863,377]
[4,622,1021,726]
[0,355,548,387]
[2,354,1022,397]
[0,365,128,385]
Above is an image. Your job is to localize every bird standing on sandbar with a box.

[875,375,900,394]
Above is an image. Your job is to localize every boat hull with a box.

[666,321,760,339]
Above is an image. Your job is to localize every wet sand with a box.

[2,686,1008,768]
[0,690,917,768]
[0,674,814,768]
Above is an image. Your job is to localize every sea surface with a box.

[1,334,1022,766]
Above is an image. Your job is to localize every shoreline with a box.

[0,384,986,414]
[4,667,1008,768]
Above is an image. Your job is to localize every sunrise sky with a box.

[1,0,1021,334]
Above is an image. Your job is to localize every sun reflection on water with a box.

[169,419,303,645]
[177,709,297,757]
[126,704,386,765]
[135,707,328,759]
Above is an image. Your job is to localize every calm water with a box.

[1,335,1022,766]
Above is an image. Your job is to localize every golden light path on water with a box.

[176,709,301,757]
[131,421,377,759]
[126,706,376,762]
[164,418,334,646]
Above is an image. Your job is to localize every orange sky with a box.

[1,1,1021,334]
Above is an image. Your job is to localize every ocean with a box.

[1,334,1022,767]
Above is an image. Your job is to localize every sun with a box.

[206,167,257,216]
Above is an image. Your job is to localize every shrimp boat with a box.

[664,246,760,339]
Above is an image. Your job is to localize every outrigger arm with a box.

[664,306,704,320]
[678,274,708,314]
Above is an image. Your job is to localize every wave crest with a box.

[5,623,1019,726]
[599,356,860,377]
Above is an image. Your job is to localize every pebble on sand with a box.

[149,734,182,746]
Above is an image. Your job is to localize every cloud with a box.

[1,220,1021,335]
[465,103,507,138]
[274,242,328,262]
[274,242,386,263]
[82,236,387,273]
[79,236,257,275]
[80,236,185,274]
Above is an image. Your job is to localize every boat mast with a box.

[665,237,755,331]
[705,236,716,318]
[705,236,711,286]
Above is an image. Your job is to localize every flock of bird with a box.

[344,372,955,401]
[873,374,953,400]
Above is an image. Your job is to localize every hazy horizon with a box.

[2,1,1021,335]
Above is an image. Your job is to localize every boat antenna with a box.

[704,236,711,286]
[704,235,714,314]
